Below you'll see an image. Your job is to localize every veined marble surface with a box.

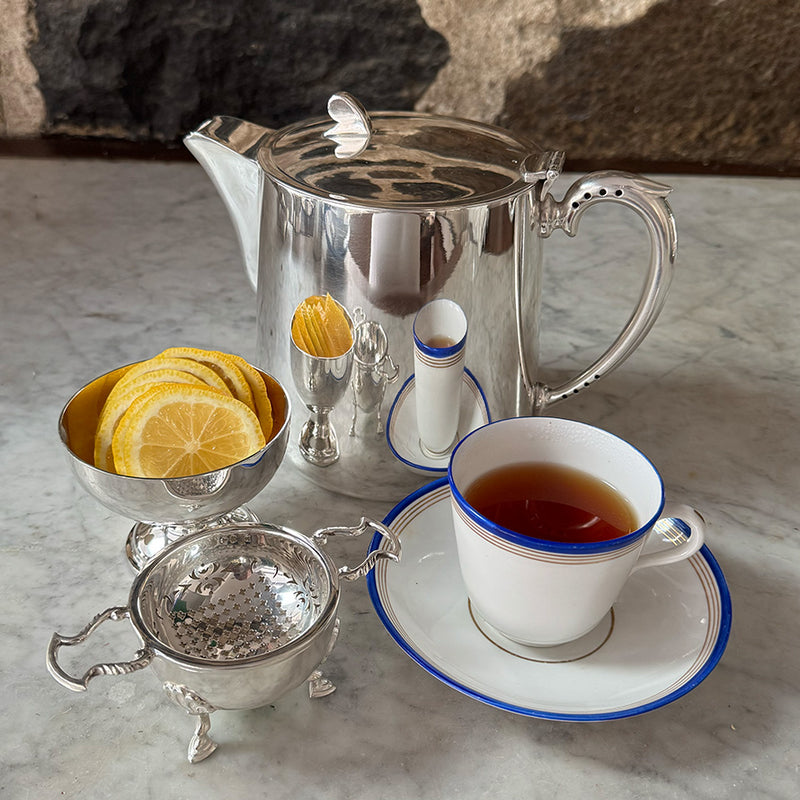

[0,158,798,799]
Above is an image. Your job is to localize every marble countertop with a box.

[1,158,798,799]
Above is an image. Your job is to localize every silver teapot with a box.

[185,93,675,499]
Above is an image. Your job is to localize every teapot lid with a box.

[260,93,562,209]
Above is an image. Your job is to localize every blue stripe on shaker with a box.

[413,329,466,358]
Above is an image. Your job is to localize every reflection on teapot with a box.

[345,212,465,317]
[349,308,399,436]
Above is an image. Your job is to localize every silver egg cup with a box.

[290,303,354,467]
[59,363,291,571]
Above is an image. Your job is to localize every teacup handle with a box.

[46,606,154,692]
[630,503,705,574]
[312,516,401,581]
[532,170,677,412]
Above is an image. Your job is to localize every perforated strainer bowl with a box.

[47,518,400,763]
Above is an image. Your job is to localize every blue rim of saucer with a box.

[385,368,490,474]
[366,477,733,722]
[448,417,666,555]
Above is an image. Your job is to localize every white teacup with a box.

[413,298,468,457]
[448,417,705,647]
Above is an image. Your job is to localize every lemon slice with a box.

[292,294,352,357]
[303,297,330,356]
[112,356,231,395]
[112,384,266,478]
[291,310,314,354]
[93,369,208,472]
[323,293,353,356]
[158,347,255,411]
[226,354,274,441]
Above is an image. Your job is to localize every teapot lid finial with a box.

[324,92,373,159]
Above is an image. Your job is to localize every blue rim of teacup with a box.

[447,417,666,555]
[412,299,468,358]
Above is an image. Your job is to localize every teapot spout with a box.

[184,117,274,291]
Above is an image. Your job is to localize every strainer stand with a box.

[47,516,401,763]
[125,504,260,571]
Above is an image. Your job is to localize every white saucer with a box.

[367,479,732,721]
[385,368,490,475]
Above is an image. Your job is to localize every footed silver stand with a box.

[162,620,341,763]
[125,505,260,571]
[47,520,399,763]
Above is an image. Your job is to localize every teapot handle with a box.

[532,170,677,411]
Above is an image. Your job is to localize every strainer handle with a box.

[313,516,401,582]
[46,606,154,692]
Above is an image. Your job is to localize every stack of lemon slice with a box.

[291,294,353,358]
[94,347,274,478]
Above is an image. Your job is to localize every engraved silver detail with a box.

[350,308,399,436]
[46,607,153,691]
[532,171,676,410]
[163,682,218,763]
[312,516,401,582]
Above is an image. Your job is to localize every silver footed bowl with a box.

[59,361,291,570]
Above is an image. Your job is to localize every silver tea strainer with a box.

[47,518,400,763]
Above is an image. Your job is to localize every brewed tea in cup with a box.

[448,417,705,647]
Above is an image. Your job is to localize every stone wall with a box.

[1,0,798,171]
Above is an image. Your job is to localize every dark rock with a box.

[30,0,449,142]
[500,0,800,170]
